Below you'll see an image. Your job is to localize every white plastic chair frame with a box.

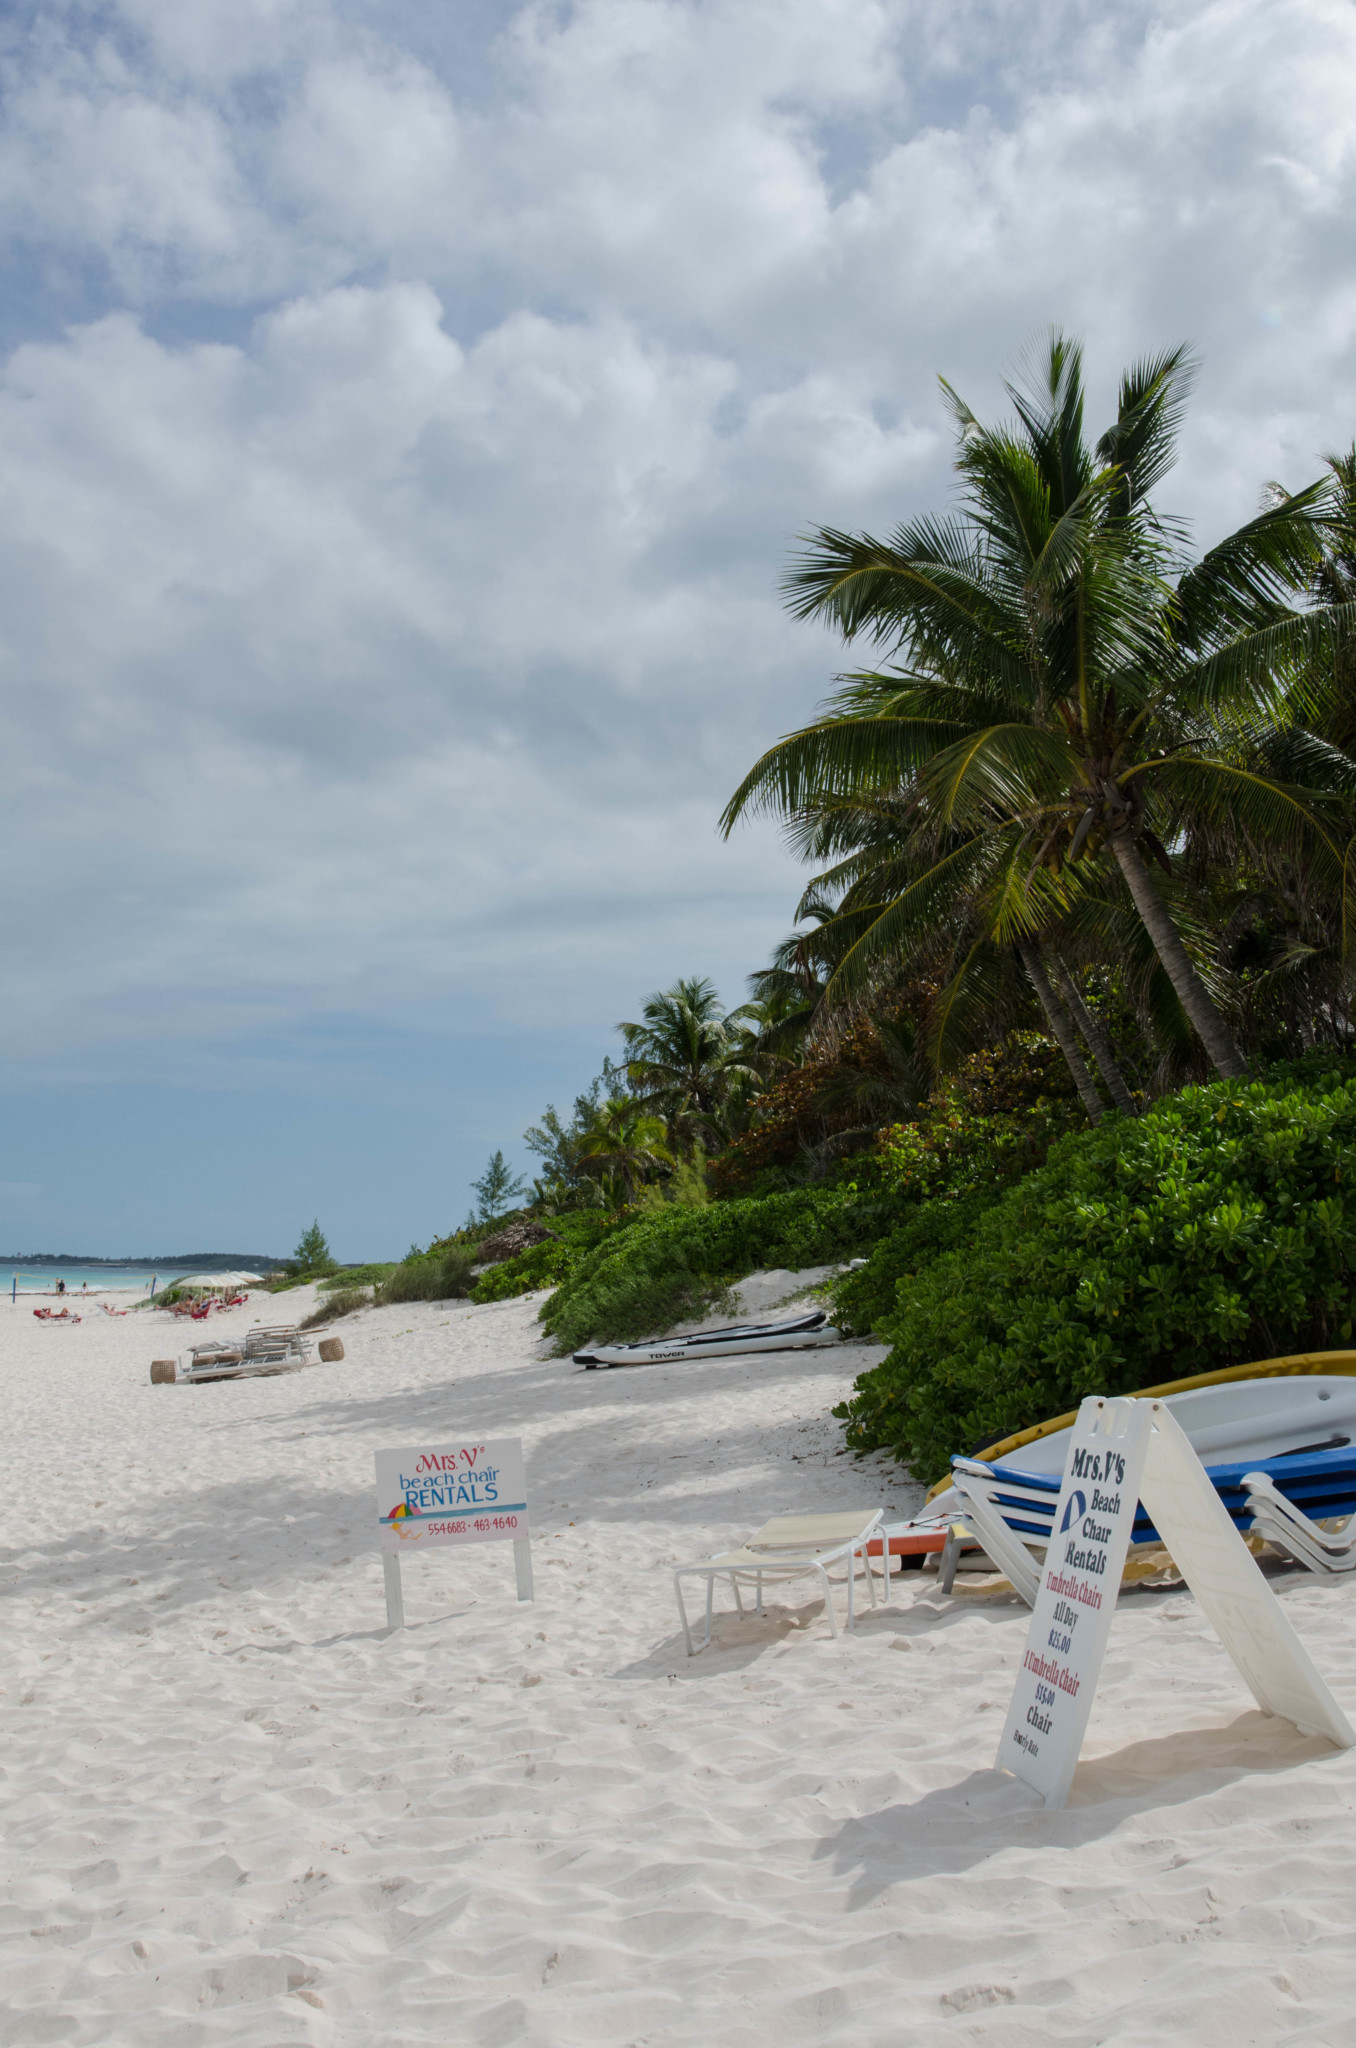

[1243,1471,1356,1575]
[942,1461,1050,1606]
[673,1509,887,1655]
[244,1325,312,1362]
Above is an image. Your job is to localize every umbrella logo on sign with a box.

[1058,1489,1087,1534]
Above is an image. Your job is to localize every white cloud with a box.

[0,281,828,1076]
[1,0,1355,1122]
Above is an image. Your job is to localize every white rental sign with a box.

[999,1396,1354,1809]
[999,1395,1149,1805]
[373,1437,533,1626]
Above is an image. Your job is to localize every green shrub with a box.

[471,1238,574,1302]
[319,1263,396,1290]
[539,1184,916,1354]
[437,1209,535,1251]
[467,1210,630,1304]
[829,1094,1078,1334]
[301,1287,371,1327]
[379,1243,478,1303]
[836,1057,1356,1482]
[843,1093,1079,1199]
[831,1192,1005,1337]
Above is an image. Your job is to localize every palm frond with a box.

[1171,602,1356,721]
[1095,344,1196,512]
[1173,486,1331,646]
[822,835,1008,1002]
[915,724,1080,831]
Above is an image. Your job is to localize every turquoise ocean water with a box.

[8,1267,159,1294]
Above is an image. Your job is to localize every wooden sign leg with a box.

[383,1553,405,1630]
[514,1536,534,1602]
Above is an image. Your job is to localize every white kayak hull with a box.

[574,1309,841,1370]
[989,1372,1356,1476]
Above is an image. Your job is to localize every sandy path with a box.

[5,1283,1356,2044]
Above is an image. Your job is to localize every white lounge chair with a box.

[673,1508,886,1654]
[1243,1471,1356,1575]
[943,1460,1046,1605]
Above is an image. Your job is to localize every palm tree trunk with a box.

[1108,827,1248,1080]
[1016,937,1105,1124]
[1048,953,1138,1116]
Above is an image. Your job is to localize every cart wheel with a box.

[150,1359,177,1384]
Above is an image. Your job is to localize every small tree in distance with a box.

[292,1220,336,1275]
[470,1150,528,1225]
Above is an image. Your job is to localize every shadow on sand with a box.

[3,1344,913,1630]
[813,1709,1342,1904]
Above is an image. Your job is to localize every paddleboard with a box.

[574,1308,841,1369]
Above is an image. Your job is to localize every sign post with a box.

[998,1396,1354,1809]
[374,1436,532,1627]
[382,1553,405,1630]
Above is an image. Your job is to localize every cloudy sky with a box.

[2,0,1355,1257]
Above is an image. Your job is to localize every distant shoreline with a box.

[1,1252,284,1269]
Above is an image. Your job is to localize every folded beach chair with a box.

[1242,1470,1356,1575]
[673,1508,886,1655]
[942,1460,1048,1605]
[186,1340,244,1369]
[179,1325,312,1383]
[242,1325,312,1365]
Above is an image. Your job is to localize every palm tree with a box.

[806,1011,931,1150]
[1181,450,1356,1059]
[803,802,1141,1118]
[1306,445,1356,749]
[723,335,1351,1081]
[743,892,838,1063]
[619,977,760,1147]
[1043,947,1139,1115]
[577,1098,672,1204]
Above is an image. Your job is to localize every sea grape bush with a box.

[831,1192,1003,1339]
[470,1237,573,1301]
[836,1060,1356,1482]
[537,1184,916,1355]
[467,1210,628,1304]
[867,1094,1077,1198]
[832,1093,1080,1334]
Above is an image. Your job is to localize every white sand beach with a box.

[6,1281,1356,2045]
